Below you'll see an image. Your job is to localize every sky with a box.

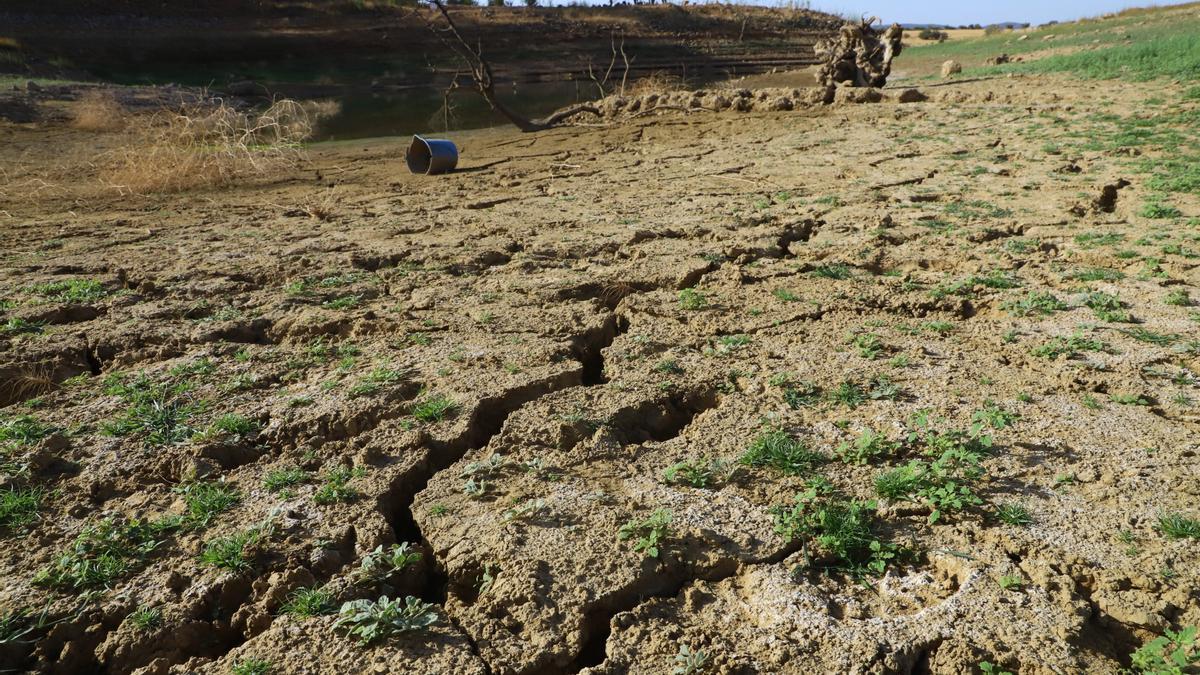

[806,0,1192,26]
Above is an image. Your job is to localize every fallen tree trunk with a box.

[815,18,904,89]
[425,0,599,132]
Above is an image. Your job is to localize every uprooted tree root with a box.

[816,18,903,91]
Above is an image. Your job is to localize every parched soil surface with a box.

[1,72,1198,674]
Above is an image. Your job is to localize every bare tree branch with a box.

[423,0,599,132]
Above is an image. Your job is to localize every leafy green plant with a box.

[828,380,867,409]
[663,457,728,488]
[740,429,823,476]
[349,367,408,398]
[322,295,360,310]
[335,596,438,644]
[835,429,898,465]
[203,414,259,439]
[998,574,1024,591]
[678,288,708,310]
[1165,289,1192,307]
[1084,291,1132,322]
[1030,333,1106,359]
[0,605,57,646]
[930,270,1020,299]
[617,509,672,558]
[781,380,821,408]
[1075,232,1124,249]
[875,418,989,523]
[1,317,44,335]
[1067,268,1124,282]
[280,587,334,618]
[1139,201,1183,219]
[1110,393,1150,406]
[673,644,708,675]
[850,332,886,359]
[354,543,423,585]
[1123,327,1177,346]
[979,661,1014,675]
[772,486,899,577]
[972,400,1019,432]
[1002,292,1066,317]
[654,359,683,375]
[1128,625,1198,675]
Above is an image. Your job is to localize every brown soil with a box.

[0,72,1198,675]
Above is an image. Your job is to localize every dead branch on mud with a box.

[424,0,600,132]
[815,17,903,90]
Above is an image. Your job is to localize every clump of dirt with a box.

[0,65,1197,675]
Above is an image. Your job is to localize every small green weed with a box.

[835,429,898,466]
[995,503,1032,526]
[127,605,162,632]
[175,481,240,528]
[678,288,708,310]
[1002,292,1066,318]
[231,658,272,675]
[29,279,108,304]
[1030,333,1106,359]
[617,509,672,558]
[34,516,179,590]
[313,465,364,504]
[740,429,823,476]
[663,457,728,488]
[280,587,334,618]
[199,525,268,572]
[411,394,456,423]
[0,486,44,532]
[1157,513,1200,540]
[1128,625,1198,675]
[772,486,899,578]
[264,467,310,493]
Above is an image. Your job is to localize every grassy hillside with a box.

[897,2,1200,81]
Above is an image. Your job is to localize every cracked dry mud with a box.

[1,72,1198,675]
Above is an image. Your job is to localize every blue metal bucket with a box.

[406,135,459,175]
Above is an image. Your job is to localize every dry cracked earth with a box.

[1,73,1198,674]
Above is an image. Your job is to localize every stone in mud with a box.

[896,88,928,103]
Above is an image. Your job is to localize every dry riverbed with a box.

[1,71,1198,674]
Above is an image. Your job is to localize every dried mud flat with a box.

[1,73,1198,674]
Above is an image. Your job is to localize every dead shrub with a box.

[102,98,314,194]
[70,90,127,132]
[627,71,687,96]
